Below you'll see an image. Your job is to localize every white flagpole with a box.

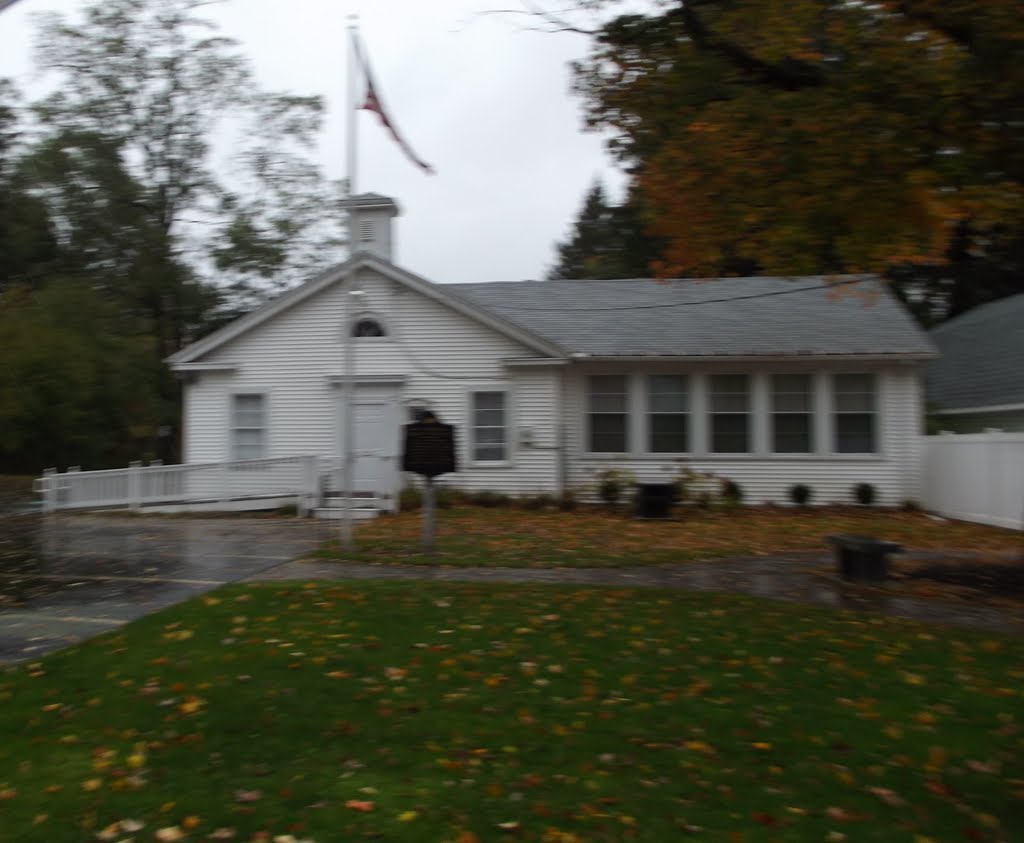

[340,15,360,552]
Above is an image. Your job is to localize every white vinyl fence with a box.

[920,432,1024,531]
[36,456,320,515]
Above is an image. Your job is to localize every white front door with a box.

[340,384,401,499]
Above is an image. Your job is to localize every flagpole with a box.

[340,15,360,552]
[346,15,359,201]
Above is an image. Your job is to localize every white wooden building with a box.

[164,193,937,513]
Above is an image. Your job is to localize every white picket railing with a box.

[36,456,321,515]
[920,432,1024,531]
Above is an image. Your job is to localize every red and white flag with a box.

[352,32,435,175]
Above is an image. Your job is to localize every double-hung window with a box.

[709,374,750,453]
[587,375,629,453]
[771,374,813,453]
[833,374,876,453]
[471,391,507,462]
[647,375,688,452]
[231,394,266,460]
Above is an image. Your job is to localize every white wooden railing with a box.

[920,432,1024,531]
[35,456,321,515]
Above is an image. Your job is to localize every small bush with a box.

[789,483,813,506]
[399,486,422,511]
[901,498,921,512]
[471,489,510,508]
[596,468,633,506]
[520,493,555,511]
[435,486,460,509]
[721,479,744,505]
[854,483,877,506]
[558,490,578,512]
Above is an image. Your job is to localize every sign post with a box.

[401,412,456,554]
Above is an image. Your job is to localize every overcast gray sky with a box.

[0,0,630,283]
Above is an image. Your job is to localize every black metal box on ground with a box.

[828,534,903,581]
[636,483,675,519]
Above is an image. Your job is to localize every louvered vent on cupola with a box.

[340,193,401,262]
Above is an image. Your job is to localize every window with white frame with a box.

[648,374,689,452]
[231,394,266,460]
[709,374,750,453]
[833,373,876,453]
[771,374,813,453]
[587,375,629,453]
[471,391,507,462]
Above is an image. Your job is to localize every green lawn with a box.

[1,581,1021,842]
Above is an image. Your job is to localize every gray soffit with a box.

[444,276,936,359]
[925,293,1024,410]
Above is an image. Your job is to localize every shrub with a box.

[901,498,921,512]
[435,485,461,509]
[399,486,422,511]
[720,478,744,505]
[520,493,555,511]
[789,483,813,506]
[596,468,633,506]
[471,489,510,508]
[558,490,578,512]
[854,483,877,506]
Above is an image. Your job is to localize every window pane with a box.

[835,373,873,393]
[773,414,812,453]
[836,415,874,453]
[650,415,687,452]
[589,377,627,411]
[474,409,504,427]
[474,445,505,461]
[711,414,749,453]
[590,394,628,413]
[772,374,811,412]
[590,414,627,453]
[649,375,688,413]
[232,395,265,460]
[590,375,627,393]
[474,391,505,410]
[472,391,506,461]
[836,392,874,412]
[710,375,749,412]
[233,394,264,427]
[475,428,505,445]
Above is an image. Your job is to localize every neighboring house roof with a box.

[447,275,936,359]
[925,293,1024,411]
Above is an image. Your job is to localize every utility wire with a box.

[488,276,872,313]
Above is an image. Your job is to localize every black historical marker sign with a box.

[402,417,457,478]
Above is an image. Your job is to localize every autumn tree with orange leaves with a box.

[568,0,1022,302]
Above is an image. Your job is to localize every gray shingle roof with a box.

[445,276,935,358]
[925,294,1024,410]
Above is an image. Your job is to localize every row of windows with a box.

[229,392,511,464]
[229,373,878,465]
[587,373,877,455]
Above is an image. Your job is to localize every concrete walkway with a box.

[1,515,1020,665]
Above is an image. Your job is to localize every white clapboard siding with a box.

[182,269,563,496]
[564,365,925,506]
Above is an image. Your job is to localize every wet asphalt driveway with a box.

[0,515,324,664]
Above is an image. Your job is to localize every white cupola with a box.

[339,192,400,262]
